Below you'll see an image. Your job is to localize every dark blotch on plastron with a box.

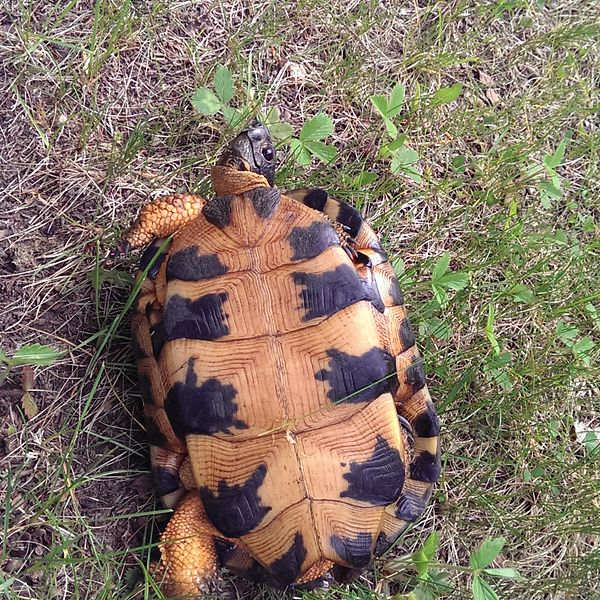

[164,357,246,439]
[166,246,228,282]
[335,201,364,238]
[164,292,229,340]
[152,466,180,497]
[341,435,404,504]
[330,532,373,568]
[399,317,415,350]
[249,187,281,219]
[269,532,307,586]
[288,221,340,261]
[412,406,441,438]
[405,355,426,392]
[316,347,396,404]
[139,240,168,280]
[150,321,166,358]
[298,188,328,211]
[203,195,233,227]
[144,415,168,446]
[294,264,367,321]
[410,451,441,483]
[200,463,272,538]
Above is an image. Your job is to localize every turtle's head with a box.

[217,121,276,185]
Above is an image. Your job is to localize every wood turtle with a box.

[123,121,441,596]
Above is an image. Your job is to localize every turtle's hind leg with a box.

[154,492,223,597]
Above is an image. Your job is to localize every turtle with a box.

[123,121,440,596]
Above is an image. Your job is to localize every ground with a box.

[1,1,599,599]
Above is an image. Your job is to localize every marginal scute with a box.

[405,354,426,393]
[139,239,168,280]
[199,463,272,538]
[330,532,373,568]
[398,317,416,350]
[152,465,181,497]
[410,451,441,483]
[412,405,441,438]
[145,414,168,447]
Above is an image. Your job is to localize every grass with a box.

[1,1,599,599]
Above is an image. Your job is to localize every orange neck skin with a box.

[211,166,271,196]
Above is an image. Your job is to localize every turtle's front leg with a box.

[124,193,207,250]
[154,492,223,598]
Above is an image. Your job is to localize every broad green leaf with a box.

[544,137,568,169]
[390,147,420,178]
[385,118,398,138]
[304,140,337,163]
[572,336,595,362]
[12,344,61,366]
[452,155,466,173]
[431,283,449,308]
[472,575,499,600]
[470,537,505,569]
[539,180,562,199]
[485,304,501,356]
[388,83,406,117]
[556,320,579,345]
[191,87,222,115]
[388,134,407,152]
[391,257,405,278]
[508,283,534,303]
[221,106,244,127]
[353,171,378,187]
[265,111,294,142]
[412,549,429,578]
[431,83,463,106]
[370,95,388,117]
[213,66,234,104]
[428,318,453,341]
[483,567,522,579]
[432,253,450,281]
[437,272,469,290]
[585,303,600,330]
[299,113,334,142]
[290,138,311,166]
[422,532,440,560]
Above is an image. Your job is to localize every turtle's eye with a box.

[262,146,274,161]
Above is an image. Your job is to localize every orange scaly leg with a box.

[124,193,207,250]
[153,492,223,598]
